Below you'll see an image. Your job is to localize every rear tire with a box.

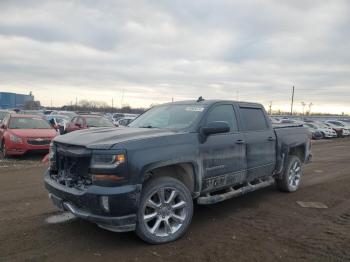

[276,155,303,192]
[136,176,193,244]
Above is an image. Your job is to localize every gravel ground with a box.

[0,138,349,262]
[0,153,46,170]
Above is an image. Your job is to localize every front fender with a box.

[140,158,201,194]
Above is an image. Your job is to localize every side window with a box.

[205,105,238,132]
[240,107,269,131]
[77,117,84,126]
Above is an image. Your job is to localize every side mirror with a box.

[201,121,230,136]
[0,124,6,129]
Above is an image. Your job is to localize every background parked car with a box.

[324,121,350,137]
[303,122,337,138]
[0,114,57,157]
[50,111,77,119]
[0,110,15,124]
[114,117,136,127]
[66,114,115,133]
[112,113,139,122]
[18,110,45,116]
[325,120,350,130]
[46,115,70,134]
[302,124,323,140]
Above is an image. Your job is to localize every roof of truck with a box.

[162,99,262,108]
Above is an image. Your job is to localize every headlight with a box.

[90,152,126,169]
[10,134,23,143]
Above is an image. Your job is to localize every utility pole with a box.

[112,98,114,109]
[290,86,295,116]
[308,102,313,115]
[172,97,174,103]
[121,89,125,108]
[268,101,273,115]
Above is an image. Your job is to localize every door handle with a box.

[236,139,245,144]
[268,136,275,141]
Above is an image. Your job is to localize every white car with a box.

[47,115,70,134]
[324,121,350,137]
[303,122,337,138]
[114,117,136,127]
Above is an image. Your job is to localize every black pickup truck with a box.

[44,99,312,244]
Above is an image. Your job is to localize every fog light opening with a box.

[101,196,110,212]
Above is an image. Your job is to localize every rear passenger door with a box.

[199,104,247,192]
[238,106,276,181]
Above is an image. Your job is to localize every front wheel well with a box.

[144,163,196,194]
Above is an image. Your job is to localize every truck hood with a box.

[54,127,178,149]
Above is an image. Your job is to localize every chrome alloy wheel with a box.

[288,161,301,188]
[142,187,188,237]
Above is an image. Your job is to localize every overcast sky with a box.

[0,0,349,113]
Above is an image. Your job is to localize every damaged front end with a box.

[49,142,92,189]
[44,141,141,232]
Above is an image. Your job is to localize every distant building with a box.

[0,92,34,109]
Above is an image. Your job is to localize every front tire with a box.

[136,177,193,244]
[276,155,303,192]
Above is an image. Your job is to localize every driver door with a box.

[199,104,247,192]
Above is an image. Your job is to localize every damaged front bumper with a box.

[44,170,141,232]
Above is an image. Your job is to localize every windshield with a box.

[55,117,69,124]
[128,104,205,129]
[330,121,343,127]
[62,112,77,118]
[19,111,44,116]
[9,117,52,129]
[52,115,70,121]
[85,117,114,127]
[313,122,328,128]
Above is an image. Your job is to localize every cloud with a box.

[0,0,349,113]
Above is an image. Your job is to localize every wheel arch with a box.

[288,144,306,162]
[276,143,306,179]
[142,161,200,197]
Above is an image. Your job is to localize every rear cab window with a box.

[239,107,269,131]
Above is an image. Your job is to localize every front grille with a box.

[27,138,51,145]
[51,143,92,189]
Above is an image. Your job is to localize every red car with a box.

[66,114,115,133]
[0,114,58,157]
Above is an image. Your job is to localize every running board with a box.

[197,177,275,205]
